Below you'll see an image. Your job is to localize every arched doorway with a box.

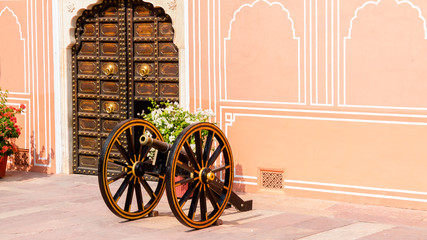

[71,0,179,174]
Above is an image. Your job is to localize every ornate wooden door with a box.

[72,0,179,175]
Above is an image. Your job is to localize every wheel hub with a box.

[132,161,145,177]
[199,168,215,183]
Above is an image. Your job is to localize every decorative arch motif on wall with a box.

[223,0,302,104]
[343,0,427,109]
[0,6,27,94]
[346,0,427,39]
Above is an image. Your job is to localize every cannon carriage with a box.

[98,118,252,229]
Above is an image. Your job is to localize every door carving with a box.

[72,0,179,174]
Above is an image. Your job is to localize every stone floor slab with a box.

[2,171,427,240]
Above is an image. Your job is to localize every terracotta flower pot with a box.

[0,155,7,178]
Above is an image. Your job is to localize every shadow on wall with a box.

[233,163,246,192]
[7,133,53,173]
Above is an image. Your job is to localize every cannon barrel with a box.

[139,135,189,160]
[139,134,172,153]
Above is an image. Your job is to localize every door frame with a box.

[54,0,188,173]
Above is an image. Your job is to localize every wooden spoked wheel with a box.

[98,119,166,220]
[166,123,234,229]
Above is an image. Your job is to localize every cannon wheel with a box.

[166,122,234,228]
[98,119,166,220]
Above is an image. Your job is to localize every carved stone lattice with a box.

[261,170,283,190]
[66,2,75,13]
[168,0,177,10]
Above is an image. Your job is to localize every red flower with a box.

[0,88,24,156]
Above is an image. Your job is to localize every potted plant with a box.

[0,88,25,177]
[140,99,215,145]
[140,100,215,196]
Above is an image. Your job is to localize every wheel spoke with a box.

[140,146,150,163]
[126,127,136,162]
[107,171,127,184]
[188,184,201,220]
[134,179,144,211]
[212,165,229,173]
[176,160,195,173]
[195,130,203,167]
[136,126,146,162]
[203,131,214,165]
[144,172,163,179]
[206,145,224,168]
[99,119,165,220]
[124,177,135,212]
[114,141,132,165]
[140,177,156,199]
[184,141,201,170]
[208,177,230,207]
[108,159,128,168]
[175,176,196,187]
[200,185,207,221]
[205,185,220,210]
[179,180,200,207]
[113,174,131,202]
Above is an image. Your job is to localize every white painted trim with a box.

[331,0,334,106]
[184,0,190,110]
[224,112,427,126]
[0,6,29,94]
[53,0,62,173]
[220,105,427,119]
[341,0,427,110]
[198,0,202,109]
[285,179,427,196]
[235,175,258,180]
[222,0,302,104]
[192,0,197,111]
[304,0,307,104]
[346,0,427,39]
[218,0,222,114]
[0,7,24,39]
[285,186,427,203]
[233,180,258,186]
[220,99,307,106]
[213,0,217,120]
[207,0,211,110]
[325,0,328,105]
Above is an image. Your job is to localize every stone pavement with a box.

[2,171,427,240]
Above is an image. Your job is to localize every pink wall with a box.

[188,0,427,209]
[2,0,427,209]
[0,1,56,173]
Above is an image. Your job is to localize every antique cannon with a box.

[98,119,252,229]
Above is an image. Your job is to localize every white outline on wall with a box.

[0,6,29,95]
[188,0,427,204]
[341,0,427,110]
[0,6,31,155]
[222,0,303,105]
[221,106,427,202]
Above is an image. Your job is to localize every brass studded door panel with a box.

[72,0,179,175]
